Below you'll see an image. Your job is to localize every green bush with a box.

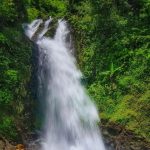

[0,0,17,23]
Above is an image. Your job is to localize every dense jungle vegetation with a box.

[0,0,150,144]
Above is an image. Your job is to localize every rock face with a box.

[0,137,15,150]
[0,139,26,150]
[0,139,5,150]
[101,121,150,150]
[24,138,42,150]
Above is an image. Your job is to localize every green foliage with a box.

[0,89,12,104]
[0,116,18,140]
[5,70,18,82]
[27,7,39,21]
[88,82,106,111]
[68,0,150,141]
[110,95,136,124]
[0,25,32,140]
[29,0,68,19]
[0,0,17,23]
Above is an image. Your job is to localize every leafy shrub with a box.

[0,0,17,23]
[27,7,39,21]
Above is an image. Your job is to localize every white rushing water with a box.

[24,18,106,150]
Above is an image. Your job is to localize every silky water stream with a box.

[23,18,106,150]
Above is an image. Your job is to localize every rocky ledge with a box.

[101,121,150,150]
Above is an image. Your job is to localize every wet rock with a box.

[16,144,25,150]
[0,137,15,150]
[101,120,150,150]
[0,139,5,150]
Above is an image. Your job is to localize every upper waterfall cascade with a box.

[24,18,106,150]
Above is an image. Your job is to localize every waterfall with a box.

[24,18,106,150]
